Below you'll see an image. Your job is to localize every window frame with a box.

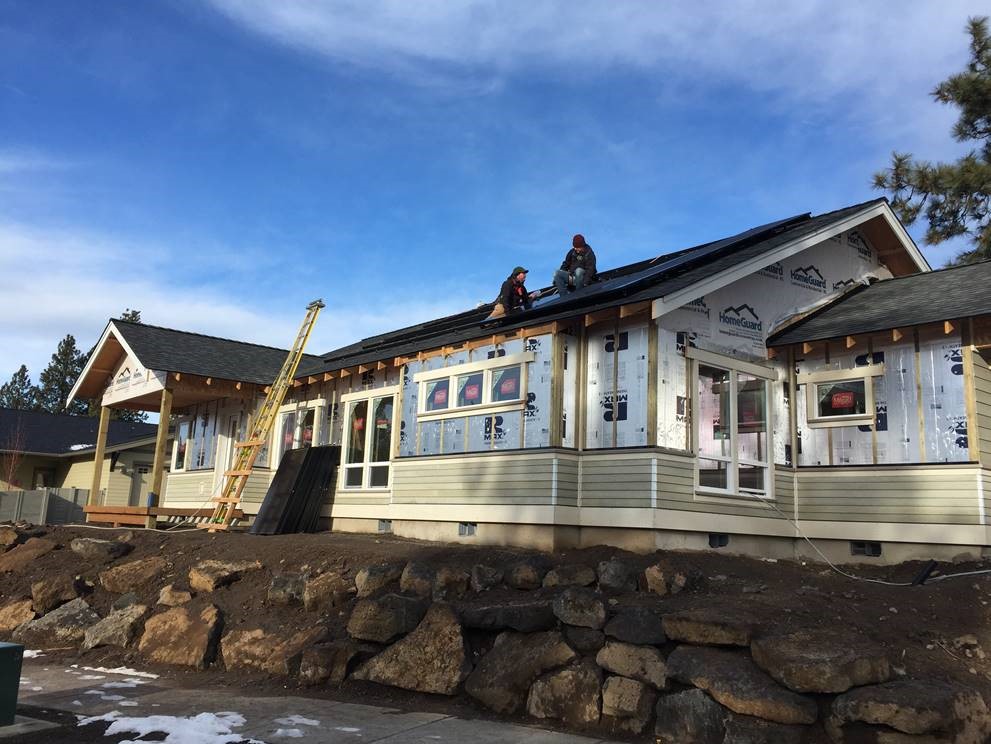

[412,352,534,421]
[687,347,777,500]
[797,364,884,429]
[340,385,400,490]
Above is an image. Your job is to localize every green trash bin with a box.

[0,643,23,727]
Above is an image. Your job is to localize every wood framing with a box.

[149,387,173,512]
[88,405,111,507]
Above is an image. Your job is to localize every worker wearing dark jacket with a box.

[488,266,536,319]
[553,234,597,295]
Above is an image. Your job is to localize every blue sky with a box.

[0,1,986,382]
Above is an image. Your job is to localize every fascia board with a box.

[651,202,917,320]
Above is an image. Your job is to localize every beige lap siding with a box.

[795,465,982,524]
[972,353,991,467]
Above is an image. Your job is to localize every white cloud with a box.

[0,220,473,382]
[0,148,73,176]
[205,1,985,150]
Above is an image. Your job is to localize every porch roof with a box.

[768,260,991,346]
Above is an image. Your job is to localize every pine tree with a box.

[36,335,88,415]
[873,16,991,265]
[119,308,141,323]
[0,365,38,410]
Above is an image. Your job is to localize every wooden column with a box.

[88,405,111,507]
[149,387,173,511]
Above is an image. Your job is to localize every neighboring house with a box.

[0,407,161,505]
[67,198,991,562]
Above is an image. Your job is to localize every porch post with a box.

[149,387,173,517]
[88,405,111,506]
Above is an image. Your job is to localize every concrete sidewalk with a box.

[15,660,621,743]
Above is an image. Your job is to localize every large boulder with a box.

[221,626,327,676]
[303,572,353,612]
[751,629,891,694]
[188,559,262,592]
[552,588,607,629]
[69,537,132,563]
[399,562,435,597]
[31,574,80,614]
[0,538,55,573]
[596,641,667,690]
[267,574,306,605]
[667,646,817,726]
[827,679,991,743]
[99,556,167,594]
[13,597,99,648]
[82,604,148,651]
[597,559,638,593]
[604,607,666,645]
[662,607,759,647]
[347,594,428,643]
[654,688,727,744]
[0,525,18,549]
[354,562,404,598]
[506,559,547,590]
[138,604,222,668]
[432,567,470,601]
[602,675,656,734]
[0,599,35,633]
[352,604,472,695]
[298,640,378,686]
[543,565,597,588]
[644,562,691,596]
[460,598,556,633]
[465,630,577,714]
[722,714,807,744]
[564,626,606,654]
[527,661,602,727]
[157,584,193,607]
[470,564,503,592]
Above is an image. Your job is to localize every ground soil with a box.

[2,524,990,742]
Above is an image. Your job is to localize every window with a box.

[300,408,315,448]
[173,419,191,471]
[341,386,399,489]
[798,364,883,428]
[689,348,776,498]
[414,352,534,420]
[277,410,297,464]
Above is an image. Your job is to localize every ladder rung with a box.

[224,469,254,477]
[236,440,264,448]
[212,497,242,505]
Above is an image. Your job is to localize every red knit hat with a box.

[572,234,586,247]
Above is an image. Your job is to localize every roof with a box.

[768,260,991,346]
[112,320,324,385]
[313,198,890,372]
[0,408,159,456]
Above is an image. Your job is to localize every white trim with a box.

[340,384,401,403]
[796,364,884,385]
[340,388,400,491]
[686,346,778,380]
[412,352,535,382]
[417,400,526,422]
[799,365,882,428]
[551,458,559,506]
[651,202,930,320]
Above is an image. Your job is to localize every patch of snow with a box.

[334,727,361,733]
[30,686,42,691]
[119,701,139,707]
[275,715,319,727]
[84,690,126,702]
[23,650,44,658]
[79,674,106,680]
[102,679,146,689]
[72,701,82,707]
[68,443,93,451]
[78,711,263,744]
[274,729,303,738]
[78,665,159,679]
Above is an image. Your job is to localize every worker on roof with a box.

[487,266,537,319]
[553,233,597,296]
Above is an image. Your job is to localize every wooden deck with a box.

[83,505,245,528]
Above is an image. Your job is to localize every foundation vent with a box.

[850,540,882,557]
[377,519,392,533]
[458,522,477,537]
[708,533,729,549]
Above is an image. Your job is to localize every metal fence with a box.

[0,488,88,525]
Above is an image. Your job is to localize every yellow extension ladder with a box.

[201,299,325,532]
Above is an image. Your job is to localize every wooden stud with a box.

[914,328,926,462]
[88,406,111,507]
[549,330,564,447]
[647,318,658,447]
[620,301,650,319]
[892,328,904,343]
[845,336,856,349]
[963,318,980,463]
[944,320,956,335]
[147,388,173,523]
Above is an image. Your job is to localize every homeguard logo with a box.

[684,298,710,318]
[848,231,872,261]
[790,265,827,293]
[719,305,764,338]
[758,262,784,281]
[833,278,858,291]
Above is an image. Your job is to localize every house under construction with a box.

[68,198,991,563]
